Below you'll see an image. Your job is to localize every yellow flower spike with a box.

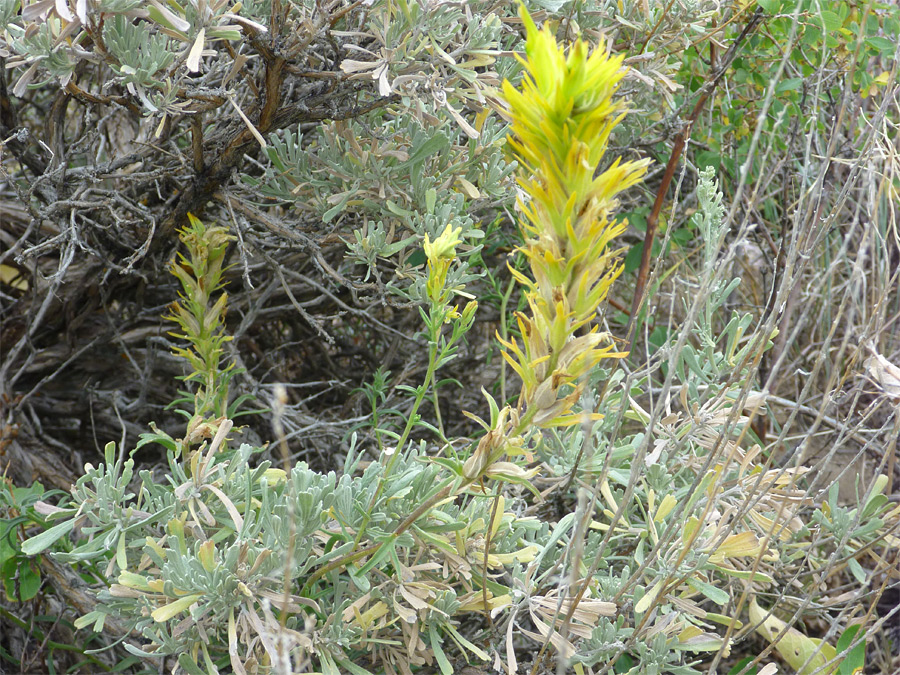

[499,5,648,419]
[498,339,531,385]
[460,298,478,324]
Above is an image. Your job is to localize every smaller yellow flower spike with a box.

[424,223,463,263]
[499,5,649,425]
[423,223,464,304]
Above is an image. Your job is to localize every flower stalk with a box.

[498,6,649,430]
[165,214,236,434]
[354,223,477,547]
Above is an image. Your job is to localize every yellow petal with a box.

[654,494,678,522]
[708,531,762,563]
[151,593,204,623]
[749,597,838,675]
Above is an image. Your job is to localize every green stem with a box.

[352,341,440,549]
[432,382,445,440]
[372,408,382,454]
[499,277,517,404]
[299,544,380,595]
[313,409,538,587]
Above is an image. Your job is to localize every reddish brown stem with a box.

[626,8,765,350]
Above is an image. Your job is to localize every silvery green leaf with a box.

[21,518,76,556]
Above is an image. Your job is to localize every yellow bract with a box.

[151,593,204,623]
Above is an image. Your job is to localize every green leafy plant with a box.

[1,480,49,603]
[165,214,251,429]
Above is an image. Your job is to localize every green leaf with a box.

[443,623,489,660]
[21,518,76,556]
[530,512,576,581]
[135,428,178,453]
[776,78,803,93]
[847,557,866,584]
[818,11,842,31]
[708,564,774,584]
[407,248,427,267]
[0,521,20,566]
[429,625,454,675]
[347,564,371,593]
[614,654,634,673]
[1,557,41,601]
[801,26,823,46]
[18,559,41,601]
[206,28,242,41]
[177,653,206,675]
[696,150,721,172]
[728,657,758,675]
[357,537,397,576]
[836,623,865,675]
[335,657,375,675]
[406,134,449,167]
[323,192,351,223]
[865,36,896,55]
[74,610,108,632]
[624,243,643,274]
[147,3,189,34]
[863,474,890,517]
[319,652,342,675]
[686,576,730,605]
[385,200,412,217]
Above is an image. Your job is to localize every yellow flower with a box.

[423,224,463,263]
